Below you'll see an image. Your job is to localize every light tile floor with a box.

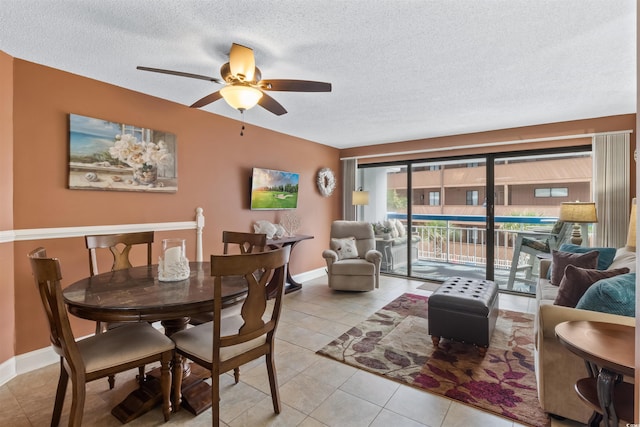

[0,275,585,426]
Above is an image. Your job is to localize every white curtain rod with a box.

[340,129,634,161]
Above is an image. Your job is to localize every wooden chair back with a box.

[172,247,290,424]
[189,231,267,327]
[28,248,84,376]
[85,231,154,276]
[222,231,267,254]
[211,246,289,354]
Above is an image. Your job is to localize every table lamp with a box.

[626,198,636,249]
[558,201,598,246]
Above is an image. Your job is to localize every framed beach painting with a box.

[68,114,177,192]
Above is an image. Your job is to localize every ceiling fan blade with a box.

[258,79,332,92]
[190,91,223,108]
[137,66,222,83]
[258,92,287,116]
[229,43,256,82]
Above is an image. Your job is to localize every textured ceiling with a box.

[0,0,636,149]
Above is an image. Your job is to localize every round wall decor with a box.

[316,167,336,197]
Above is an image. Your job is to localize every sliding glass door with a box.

[492,151,593,294]
[358,147,592,296]
[408,158,488,281]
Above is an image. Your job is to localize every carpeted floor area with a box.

[317,292,549,427]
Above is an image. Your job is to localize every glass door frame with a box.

[358,144,592,288]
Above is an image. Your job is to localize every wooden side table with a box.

[555,320,635,427]
[267,234,313,293]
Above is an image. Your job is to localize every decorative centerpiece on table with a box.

[108,134,173,186]
[281,211,301,237]
[158,239,190,281]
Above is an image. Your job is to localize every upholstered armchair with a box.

[322,221,382,291]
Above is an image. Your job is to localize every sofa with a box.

[373,219,420,271]
[534,245,636,423]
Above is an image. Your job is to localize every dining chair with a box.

[28,247,174,426]
[222,230,267,255]
[171,246,290,426]
[85,231,154,279]
[189,231,267,326]
[189,231,268,383]
[84,230,154,389]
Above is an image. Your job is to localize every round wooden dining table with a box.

[63,261,248,334]
[63,262,248,422]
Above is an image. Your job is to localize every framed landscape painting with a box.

[68,114,177,192]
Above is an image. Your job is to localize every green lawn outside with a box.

[251,190,298,209]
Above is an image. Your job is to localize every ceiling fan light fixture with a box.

[220,85,263,111]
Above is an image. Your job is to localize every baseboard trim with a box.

[0,357,16,386]
[0,345,59,387]
[15,346,59,375]
[292,267,326,283]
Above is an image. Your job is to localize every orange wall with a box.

[0,51,15,364]
[8,58,342,356]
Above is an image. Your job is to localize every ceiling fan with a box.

[137,43,332,116]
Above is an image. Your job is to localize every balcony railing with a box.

[386,212,562,276]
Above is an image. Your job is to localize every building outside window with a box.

[429,191,440,206]
[466,190,479,205]
[535,187,569,198]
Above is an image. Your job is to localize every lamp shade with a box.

[626,198,636,249]
[558,202,598,223]
[220,85,263,111]
[352,190,369,206]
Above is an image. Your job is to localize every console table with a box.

[555,320,634,427]
[267,234,313,293]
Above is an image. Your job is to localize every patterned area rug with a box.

[317,293,549,427]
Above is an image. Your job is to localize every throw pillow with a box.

[558,243,617,271]
[550,250,599,286]
[385,219,400,238]
[330,237,359,260]
[554,265,630,308]
[608,247,637,273]
[576,273,636,317]
[395,220,406,238]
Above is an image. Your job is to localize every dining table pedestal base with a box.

[110,377,164,424]
[175,363,213,415]
[144,360,213,416]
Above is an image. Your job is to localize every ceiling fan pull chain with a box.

[240,110,245,136]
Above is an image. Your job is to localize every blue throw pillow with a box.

[558,244,617,271]
[575,273,636,317]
